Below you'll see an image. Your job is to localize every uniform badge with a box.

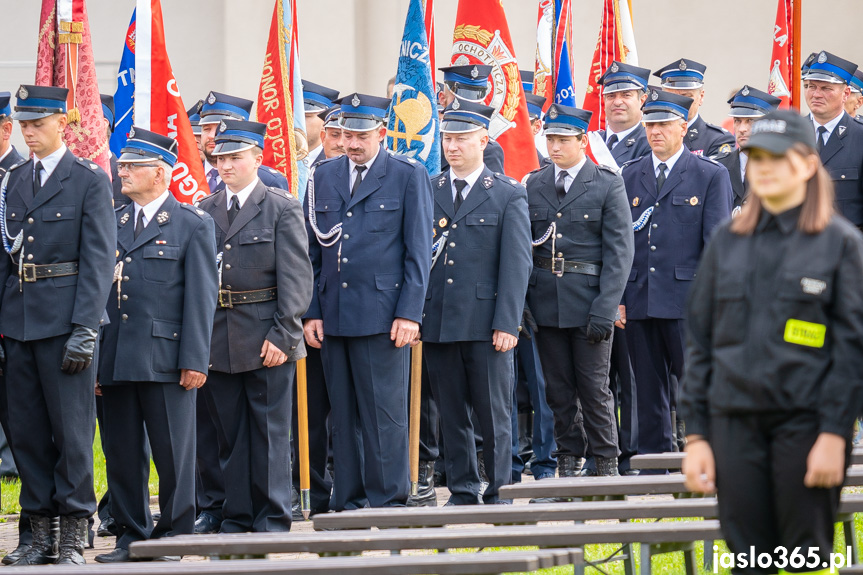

[732,205,742,218]
[18,86,28,100]
[438,217,448,228]
[452,99,460,110]
[128,126,136,139]
[196,209,205,215]
[719,143,733,154]
[155,240,167,245]
[470,66,479,79]
[651,91,659,101]
[156,211,169,224]
[437,176,446,188]
[548,107,558,119]
[689,196,699,206]
[482,175,494,189]
[119,212,130,225]
[208,92,217,105]
[352,94,361,107]
[611,62,619,73]
[741,86,750,96]
[839,125,847,136]
[625,138,635,147]
[116,250,120,258]
[679,59,687,71]
[89,163,98,170]
[817,51,827,64]
[220,120,227,133]
[689,128,698,135]
[800,277,827,295]
[632,197,640,207]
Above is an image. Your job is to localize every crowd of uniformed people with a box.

[0,46,861,570]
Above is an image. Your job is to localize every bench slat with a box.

[631,452,863,470]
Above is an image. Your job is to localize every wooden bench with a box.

[630,451,863,471]
[0,548,582,575]
[128,520,723,575]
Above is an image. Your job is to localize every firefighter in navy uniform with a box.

[100,94,127,208]
[654,59,735,158]
[301,81,340,169]
[714,86,781,213]
[94,128,218,563]
[595,61,652,166]
[621,89,732,455]
[525,104,633,477]
[847,70,863,120]
[0,85,116,565]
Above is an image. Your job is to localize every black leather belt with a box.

[219,287,278,308]
[533,256,601,278]
[21,261,79,283]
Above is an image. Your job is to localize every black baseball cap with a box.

[742,110,816,154]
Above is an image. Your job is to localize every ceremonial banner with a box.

[110,10,136,157]
[424,0,436,84]
[553,0,576,107]
[451,0,539,180]
[134,0,207,204]
[387,0,440,176]
[35,0,110,174]
[582,0,638,132]
[533,0,554,107]
[258,0,306,198]
[767,0,794,108]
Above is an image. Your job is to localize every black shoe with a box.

[95,547,130,563]
[2,544,31,565]
[97,516,117,537]
[194,512,221,534]
[558,455,585,478]
[10,516,58,566]
[407,460,437,507]
[578,457,620,477]
[56,516,87,565]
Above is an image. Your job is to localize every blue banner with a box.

[386,0,440,176]
[110,9,136,157]
[553,2,577,107]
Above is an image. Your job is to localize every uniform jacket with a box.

[684,115,735,158]
[715,148,748,209]
[0,150,116,341]
[622,149,732,320]
[198,180,313,373]
[422,167,531,342]
[214,165,290,194]
[816,112,863,227]
[99,195,218,384]
[525,160,634,328]
[0,146,24,178]
[305,147,433,337]
[110,153,129,209]
[598,123,652,166]
[441,139,505,174]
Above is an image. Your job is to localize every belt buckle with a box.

[22,263,37,283]
[219,289,233,309]
[551,257,565,278]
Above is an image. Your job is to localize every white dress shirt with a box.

[348,146,381,191]
[553,157,587,192]
[739,150,748,183]
[33,144,67,185]
[450,164,484,202]
[606,124,639,149]
[652,145,686,179]
[133,189,171,229]
[226,177,259,211]
[811,112,844,146]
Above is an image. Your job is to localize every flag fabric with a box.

[582,0,638,132]
[767,0,794,108]
[258,0,306,199]
[110,10,136,157]
[387,0,440,176]
[552,0,577,107]
[451,0,539,180]
[533,0,554,107]
[34,0,110,174]
[134,0,207,203]
[424,0,436,84]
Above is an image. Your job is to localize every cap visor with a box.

[662,80,704,89]
[191,126,202,135]
[304,103,328,113]
[11,110,58,121]
[118,151,158,163]
[542,125,584,136]
[338,117,383,132]
[323,120,342,129]
[199,113,245,125]
[642,111,686,123]
[741,133,796,155]
[728,107,767,118]
[212,141,256,156]
[440,120,484,133]
[602,82,645,94]
[802,72,845,84]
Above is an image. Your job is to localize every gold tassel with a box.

[66,108,81,123]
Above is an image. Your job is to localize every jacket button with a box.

[56,213,62,218]
[446,278,453,284]
[342,282,348,288]
[125,257,132,263]
[448,260,454,265]
[123,276,129,282]
[655,203,659,208]
[556,213,562,218]
[842,175,846,179]
[253,237,259,241]
[209,364,213,368]
[557,252,563,257]
[225,264,231,270]
[121,314,128,320]
[395,283,399,288]
[26,254,33,260]
[122,295,128,301]
[347,212,352,217]
[479,218,485,223]
[344,234,350,240]
[649,267,655,273]
[342,257,348,263]
[652,223,658,229]
[380,204,385,209]
[225,285,232,290]
[27,236,33,243]
[451,223,458,229]
[225,244,231,250]
[449,242,455,248]
[27,217,33,224]
[518,325,523,332]
[158,250,164,256]
[650,245,656,251]
[556,233,562,238]
[173,333,178,338]
[583,214,589,219]
[291,346,296,350]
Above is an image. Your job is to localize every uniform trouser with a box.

[609,326,639,467]
[208,363,295,533]
[322,334,410,510]
[291,346,332,513]
[625,318,684,454]
[425,341,513,505]
[100,382,196,549]
[195,385,227,521]
[416,357,440,462]
[536,326,619,460]
[0,362,29,546]
[711,411,847,575]
[5,335,96,519]
[511,326,557,478]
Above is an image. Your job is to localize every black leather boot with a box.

[56,516,87,565]
[9,516,58,565]
[407,460,437,507]
[578,456,621,477]
[558,454,585,478]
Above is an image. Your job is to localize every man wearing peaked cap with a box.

[524,104,633,479]
[197,119,313,533]
[619,88,732,457]
[187,100,205,164]
[198,91,289,195]
[303,81,340,168]
[424,100,531,504]
[304,92,433,510]
[0,92,24,179]
[846,70,863,120]
[596,61,652,166]
[525,93,549,164]
[313,106,344,168]
[100,94,127,209]
[714,86,782,211]
[803,51,863,228]
[94,128,217,562]
[2,85,116,565]
[654,58,735,158]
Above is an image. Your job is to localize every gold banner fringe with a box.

[59,21,83,33]
[66,108,81,123]
[58,33,82,44]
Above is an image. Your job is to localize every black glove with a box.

[586,315,613,344]
[61,326,98,375]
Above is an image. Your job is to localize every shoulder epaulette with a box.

[854,115,863,125]
[179,202,208,219]
[6,159,27,173]
[705,121,730,134]
[493,172,519,186]
[596,163,619,174]
[695,154,721,166]
[388,151,419,167]
[265,186,297,201]
[76,157,101,171]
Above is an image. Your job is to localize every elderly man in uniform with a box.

[304,93,432,510]
[197,120,312,532]
[0,85,115,565]
[621,89,732,455]
[803,51,863,229]
[714,86,781,212]
[94,129,218,562]
[424,100,531,504]
[596,61,652,166]
[525,104,633,478]
[654,59,735,158]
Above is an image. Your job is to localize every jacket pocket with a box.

[675,266,697,281]
[572,207,602,222]
[529,207,548,221]
[142,245,180,282]
[151,319,181,374]
[238,228,275,268]
[714,278,748,347]
[375,273,403,290]
[364,198,401,233]
[476,283,498,299]
[41,205,77,244]
[671,195,701,224]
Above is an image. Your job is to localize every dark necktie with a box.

[134,209,146,239]
[352,165,366,195]
[228,196,240,225]
[453,179,468,212]
[555,171,568,203]
[606,134,619,150]
[656,163,668,194]
[817,126,828,152]
[207,168,219,193]
[33,161,43,200]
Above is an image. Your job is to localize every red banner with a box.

[582,0,623,132]
[424,0,436,83]
[451,0,539,180]
[767,0,794,108]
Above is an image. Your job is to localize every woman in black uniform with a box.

[681,109,863,574]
